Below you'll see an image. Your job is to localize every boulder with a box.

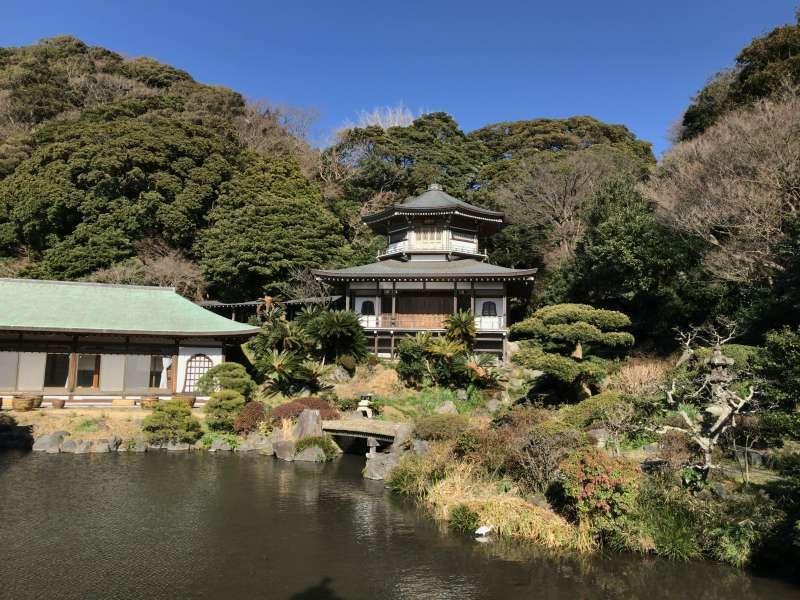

[586,428,609,449]
[323,365,351,384]
[32,434,62,453]
[363,452,401,480]
[391,424,413,451]
[73,439,93,454]
[52,430,71,439]
[236,434,273,455]
[485,399,503,413]
[166,442,191,452]
[434,401,458,415]
[295,446,326,462]
[60,439,78,453]
[117,438,147,452]
[147,442,164,451]
[209,438,233,452]
[412,439,430,456]
[292,409,323,440]
[108,435,122,451]
[90,439,111,453]
[456,389,468,402]
[274,439,296,461]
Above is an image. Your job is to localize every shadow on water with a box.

[290,577,343,600]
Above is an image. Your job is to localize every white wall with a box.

[176,345,223,394]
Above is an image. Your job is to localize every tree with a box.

[196,362,257,400]
[680,11,800,140]
[196,159,346,299]
[753,326,800,411]
[304,309,368,364]
[510,304,634,399]
[492,145,651,268]
[444,310,477,348]
[543,177,709,346]
[648,92,800,285]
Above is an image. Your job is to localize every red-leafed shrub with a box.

[234,401,267,434]
[267,397,340,422]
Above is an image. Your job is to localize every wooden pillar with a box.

[345,283,350,311]
[170,342,179,395]
[452,284,457,314]
[391,281,396,326]
[375,281,380,328]
[374,332,379,355]
[502,283,508,330]
[67,336,78,400]
[470,281,475,314]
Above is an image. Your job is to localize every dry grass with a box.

[400,448,596,553]
[8,407,148,440]
[333,363,402,400]
[608,356,673,396]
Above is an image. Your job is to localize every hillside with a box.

[0,36,654,302]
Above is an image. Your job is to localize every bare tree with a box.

[339,102,416,132]
[494,146,635,267]
[663,321,755,480]
[284,266,332,307]
[648,89,800,283]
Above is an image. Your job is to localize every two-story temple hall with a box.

[314,184,537,360]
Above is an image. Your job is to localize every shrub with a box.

[201,431,239,450]
[515,419,585,494]
[559,448,642,542]
[204,390,246,432]
[657,430,695,473]
[414,414,470,441]
[267,397,340,423]
[0,413,17,429]
[142,399,202,444]
[294,435,339,460]
[753,326,800,411]
[448,504,480,533]
[196,363,257,400]
[387,447,451,498]
[233,400,266,434]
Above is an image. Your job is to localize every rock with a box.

[108,435,122,450]
[292,409,323,440]
[412,439,430,456]
[128,438,147,452]
[485,399,503,413]
[209,438,233,452]
[710,482,729,500]
[324,365,351,384]
[295,446,326,462]
[166,442,191,452]
[236,433,273,455]
[274,440,296,461]
[90,439,111,453]
[60,439,78,453]
[586,428,608,449]
[147,442,164,451]
[32,434,62,453]
[363,452,401,480]
[456,389,468,402]
[73,439,93,454]
[391,424,413,451]
[434,401,458,415]
[52,430,71,439]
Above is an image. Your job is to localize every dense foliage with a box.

[196,363,257,400]
[204,389,246,432]
[141,399,202,444]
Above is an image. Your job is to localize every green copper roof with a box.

[314,258,537,281]
[0,279,259,338]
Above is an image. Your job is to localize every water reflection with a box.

[0,451,795,600]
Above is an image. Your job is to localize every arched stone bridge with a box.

[322,419,404,445]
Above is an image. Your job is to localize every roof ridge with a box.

[0,277,176,292]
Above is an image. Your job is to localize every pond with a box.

[0,452,796,600]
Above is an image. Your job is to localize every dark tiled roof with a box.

[363,184,503,224]
[313,259,537,281]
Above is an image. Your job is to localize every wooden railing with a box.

[358,314,506,330]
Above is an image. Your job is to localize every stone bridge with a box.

[322,419,405,445]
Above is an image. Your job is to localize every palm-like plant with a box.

[299,360,335,394]
[457,353,505,388]
[256,349,303,395]
[445,310,477,348]
[306,309,368,363]
[425,336,466,358]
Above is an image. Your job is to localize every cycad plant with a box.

[306,309,368,364]
[256,349,304,395]
[445,310,477,348]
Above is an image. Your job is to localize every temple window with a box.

[481,301,498,317]
[183,354,213,392]
[415,226,442,241]
[360,300,375,316]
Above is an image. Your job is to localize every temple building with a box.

[0,279,258,405]
[313,184,537,360]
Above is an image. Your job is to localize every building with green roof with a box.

[0,279,259,405]
[313,184,536,360]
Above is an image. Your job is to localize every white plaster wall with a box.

[176,345,223,393]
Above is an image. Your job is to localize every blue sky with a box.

[2,1,797,156]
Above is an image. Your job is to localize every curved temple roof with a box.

[0,278,260,338]
[313,259,537,282]
[363,183,503,226]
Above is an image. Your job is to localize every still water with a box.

[0,452,796,600]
